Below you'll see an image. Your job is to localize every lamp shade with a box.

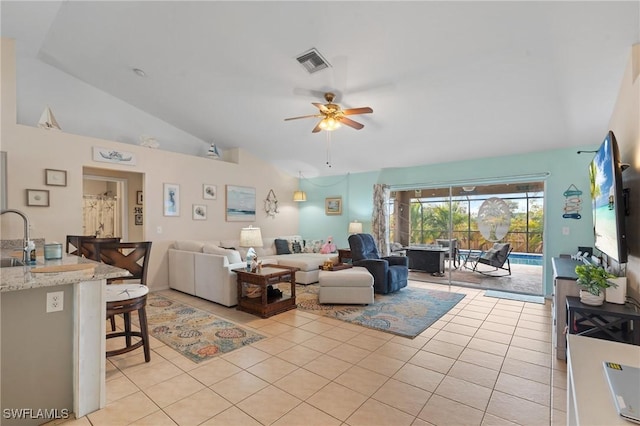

[348,221,363,234]
[293,190,307,202]
[239,226,263,248]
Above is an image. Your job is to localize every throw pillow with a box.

[291,241,302,253]
[274,238,291,255]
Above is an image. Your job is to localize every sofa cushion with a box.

[275,238,291,255]
[173,240,206,252]
[277,253,337,271]
[202,244,242,264]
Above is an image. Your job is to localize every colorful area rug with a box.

[296,285,465,338]
[146,294,265,363]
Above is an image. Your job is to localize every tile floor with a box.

[54,281,568,426]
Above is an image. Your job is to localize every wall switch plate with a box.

[46,291,64,313]
[156,226,162,234]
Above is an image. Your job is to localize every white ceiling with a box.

[2,1,638,177]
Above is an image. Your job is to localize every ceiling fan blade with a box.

[338,117,364,130]
[342,107,373,116]
[284,114,320,121]
[312,122,323,133]
[312,103,330,114]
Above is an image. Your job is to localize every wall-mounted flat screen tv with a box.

[589,131,628,263]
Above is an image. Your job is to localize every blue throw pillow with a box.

[274,238,291,255]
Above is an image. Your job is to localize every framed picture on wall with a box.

[135,214,143,226]
[325,197,342,215]
[45,169,67,186]
[136,191,143,205]
[163,183,180,216]
[225,185,256,221]
[26,189,50,207]
[192,204,207,220]
[203,184,217,200]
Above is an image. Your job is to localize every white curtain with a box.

[371,184,390,256]
[83,195,118,237]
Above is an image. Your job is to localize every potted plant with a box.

[575,263,617,306]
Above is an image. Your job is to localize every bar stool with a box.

[90,241,153,362]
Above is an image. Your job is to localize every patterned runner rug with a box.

[146,293,265,363]
[296,284,465,338]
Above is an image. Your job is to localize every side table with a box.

[234,265,299,318]
[338,248,352,264]
[566,296,640,346]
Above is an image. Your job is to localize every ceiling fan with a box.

[284,92,373,133]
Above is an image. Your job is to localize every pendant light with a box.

[293,171,307,202]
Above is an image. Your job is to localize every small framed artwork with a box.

[92,146,137,166]
[134,214,143,226]
[192,204,207,220]
[45,169,67,186]
[203,184,217,200]
[325,197,342,215]
[226,185,256,222]
[163,183,180,217]
[136,191,143,205]
[26,189,50,207]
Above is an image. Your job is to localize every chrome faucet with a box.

[0,209,31,263]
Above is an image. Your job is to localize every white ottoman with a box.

[318,266,374,304]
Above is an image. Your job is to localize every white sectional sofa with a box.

[168,237,338,307]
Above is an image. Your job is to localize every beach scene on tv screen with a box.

[590,137,619,259]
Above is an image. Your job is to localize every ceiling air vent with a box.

[296,48,331,74]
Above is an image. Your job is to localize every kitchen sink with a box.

[0,257,25,268]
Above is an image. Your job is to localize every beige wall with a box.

[609,44,640,301]
[1,38,300,291]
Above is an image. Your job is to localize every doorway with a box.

[82,167,144,242]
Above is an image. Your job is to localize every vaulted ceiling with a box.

[2,1,638,177]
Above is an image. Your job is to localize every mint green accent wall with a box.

[300,147,599,296]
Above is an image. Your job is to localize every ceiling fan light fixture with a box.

[319,117,341,131]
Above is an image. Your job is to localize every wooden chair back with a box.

[90,241,152,285]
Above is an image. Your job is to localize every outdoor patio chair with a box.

[436,238,460,268]
[464,243,512,277]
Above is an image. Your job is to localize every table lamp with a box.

[348,220,363,234]
[240,226,263,270]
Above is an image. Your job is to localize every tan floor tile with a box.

[250,336,297,355]
[506,346,551,368]
[306,382,368,421]
[167,353,201,372]
[450,315,484,328]
[124,359,183,389]
[518,313,551,327]
[418,394,484,426]
[273,311,315,327]
[501,357,551,385]
[447,360,499,388]
[480,413,519,425]
[277,327,317,344]
[210,370,269,403]
[272,402,341,426]
[236,385,301,425]
[422,339,465,359]
[495,372,550,406]
[153,345,182,360]
[129,410,178,425]
[357,352,405,376]
[458,347,504,371]
[510,335,552,354]
[321,326,360,342]
[300,335,343,353]
[432,329,473,346]
[552,369,567,389]
[299,320,338,334]
[393,363,445,392]
[221,345,271,369]
[303,354,352,380]
[335,365,388,396]
[247,356,298,383]
[188,357,243,386]
[551,386,566,413]
[458,309,489,321]
[486,390,550,425]
[163,388,232,426]
[144,373,205,408]
[435,376,492,411]
[348,333,388,351]
[513,327,551,343]
[485,313,519,326]
[375,341,420,362]
[274,368,330,400]
[474,329,513,345]
[327,343,372,364]
[481,321,516,335]
[390,335,429,349]
[441,321,478,336]
[106,375,139,404]
[372,378,432,416]
[256,321,296,336]
[200,406,262,426]
[418,327,438,340]
[409,350,456,374]
[467,337,509,357]
[363,327,396,341]
[87,391,159,426]
[277,344,323,366]
[347,398,415,426]
[552,408,567,426]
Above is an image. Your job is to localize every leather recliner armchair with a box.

[348,233,409,294]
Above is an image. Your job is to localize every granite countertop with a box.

[0,252,130,292]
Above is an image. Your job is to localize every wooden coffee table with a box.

[233,265,299,318]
